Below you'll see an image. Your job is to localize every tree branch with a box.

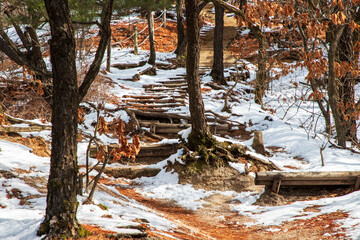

[78,0,114,103]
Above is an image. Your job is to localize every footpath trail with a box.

[199,7,239,68]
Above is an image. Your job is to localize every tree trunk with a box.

[25,26,53,100]
[175,0,185,56]
[211,4,226,85]
[0,28,52,81]
[185,0,213,151]
[254,29,267,107]
[147,10,156,65]
[328,24,347,147]
[39,0,81,238]
[106,33,111,71]
[337,25,357,143]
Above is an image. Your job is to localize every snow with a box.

[2,13,360,240]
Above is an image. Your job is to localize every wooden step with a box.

[127,103,185,108]
[128,107,167,113]
[159,80,187,84]
[144,84,188,89]
[94,166,161,179]
[140,122,230,135]
[90,143,179,164]
[256,171,360,193]
[123,98,185,104]
[122,95,166,99]
[145,88,187,93]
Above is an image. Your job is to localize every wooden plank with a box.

[258,180,356,186]
[127,103,185,108]
[255,171,360,187]
[124,98,185,104]
[256,171,360,180]
[122,95,165,99]
[159,80,187,84]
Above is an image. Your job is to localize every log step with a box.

[144,84,188,90]
[90,143,179,164]
[145,88,187,92]
[1,125,52,132]
[140,122,230,135]
[123,98,185,104]
[121,95,166,99]
[159,80,187,84]
[128,107,167,113]
[256,171,360,193]
[126,103,185,108]
[95,166,161,179]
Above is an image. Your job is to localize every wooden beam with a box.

[256,171,360,189]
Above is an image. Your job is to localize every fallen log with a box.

[111,61,147,69]
[2,115,51,132]
[95,166,161,179]
[89,143,179,164]
[256,171,360,193]
[1,125,51,132]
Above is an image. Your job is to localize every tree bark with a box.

[211,4,226,85]
[254,28,267,107]
[328,24,347,147]
[25,26,53,99]
[337,25,357,143]
[175,0,185,56]
[78,0,114,102]
[39,0,81,238]
[147,10,156,65]
[185,0,213,151]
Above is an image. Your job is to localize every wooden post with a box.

[272,175,282,193]
[150,11,155,41]
[134,26,138,55]
[355,176,360,190]
[163,9,167,28]
[252,131,267,155]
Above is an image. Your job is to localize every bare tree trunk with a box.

[337,25,357,143]
[254,29,267,107]
[185,0,213,151]
[39,0,114,238]
[175,0,185,56]
[147,10,156,65]
[25,26,53,100]
[328,24,347,147]
[106,33,111,71]
[39,0,81,238]
[211,4,226,85]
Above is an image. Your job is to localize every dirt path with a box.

[114,184,348,240]
[200,7,238,68]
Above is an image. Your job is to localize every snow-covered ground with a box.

[1,20,360,240]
